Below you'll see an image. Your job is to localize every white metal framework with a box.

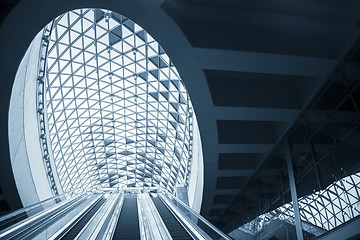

[240,172,360,235]
[43,8,194,193]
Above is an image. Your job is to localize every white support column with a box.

[9,31,54,207]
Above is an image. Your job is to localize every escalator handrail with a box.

[18,194,92,239]
[0,189,79,225]
[48,194,103,240]
[158,194,208,240]
[75,193,120,240]
[138,193,173,240]
[137,194,150,240]
[0,194,86,239]
[94,193,123,240]
[160,192,232,240]
[99,194,125,240]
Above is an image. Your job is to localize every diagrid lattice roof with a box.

[44,8,194,193]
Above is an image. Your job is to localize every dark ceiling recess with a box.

[205,70,309,109]
[217,120,287,144]
[218,153,265,170]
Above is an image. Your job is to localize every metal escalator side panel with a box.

[112,194,140,240]
[137,193,173,240]
[137,194,148,240]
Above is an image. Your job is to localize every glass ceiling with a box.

[43,9,194,193]
[237,172,360,236]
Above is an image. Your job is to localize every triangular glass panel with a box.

[97,162,106,169]
[157,147,165,154]
[159,57,168,68]
[176,133,183,141]
[119,150,134,156]
[108,172,117,178]
[179,93,186,104]
[148,139,156,146]
[109,25,122,46]
[159,46,165,54]
[109,33,121,46]
[149,56,159,67]
[169,121,177,129]
[136,30,146,42]
[126,138,135,144]
[170,102,179,111]
[158,134,166,142]
[178,115,185,124]
[123,20,135,32]
[105,152,115,158]
[100,177,108,183]
[111,12,122,23]
[160,91,169,100]
[109,181,118,187]
[104,139,114,146]
[137,157,146,164]
[160,80,170,90]
[170,112,179,121]
[149,70,158,79]
[138,72,147,81]
[94,9,105,23]
[122,26,133,39]
[149,92,158,101]
[172,80,180,90]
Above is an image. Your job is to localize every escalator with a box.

[112,194,140,239]
[0,192,231,240]
[61,197,106,239]
[0,212,27,231]
[152,197,192,240]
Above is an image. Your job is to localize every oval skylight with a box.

[43,8,196,193]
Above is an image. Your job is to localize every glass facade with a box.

[43,9,194,193]
[239,172,360,235]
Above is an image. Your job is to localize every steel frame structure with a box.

[38,8,195,193]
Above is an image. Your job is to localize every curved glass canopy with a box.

[44,9,194,193]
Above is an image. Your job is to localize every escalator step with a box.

[62,197,106,239]
[0,212,27,231]
[112,195,140,239]
[152,197,192,240]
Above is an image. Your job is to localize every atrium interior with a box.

[0,0,360,239]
